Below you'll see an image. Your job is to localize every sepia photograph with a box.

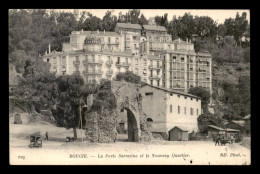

[9,9,251,165]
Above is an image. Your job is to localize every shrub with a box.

[115,71,141,84]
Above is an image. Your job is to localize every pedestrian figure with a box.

[215,135,220,146]
[44,131,48,140]
[230,135,235,144]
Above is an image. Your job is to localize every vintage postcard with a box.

[9,9,250,165]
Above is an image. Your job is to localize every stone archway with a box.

[85,81,152,143]
[112,81,142,142]
[123,108,139,142]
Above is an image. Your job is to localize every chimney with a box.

[97,29,99,34]
[189,39,191,43]
[104,30,105,34]
[81,29,83,33]
[186,38,188,43]
[49,44,51,54]
[178,38,180,43]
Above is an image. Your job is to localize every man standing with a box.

[45,131,48,140]
[215,135,220,146]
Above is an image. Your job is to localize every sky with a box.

[56,9,250,24]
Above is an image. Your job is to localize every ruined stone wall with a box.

[84,81,152,143]
[85,109,117,143]
[111,81,152,142]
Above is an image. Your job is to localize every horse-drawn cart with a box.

[220,139,231,145]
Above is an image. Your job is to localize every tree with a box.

[168,15,179,40]
[102,10,117,31]
[77,11,87,30]
[129,9,140,24]
[10,55,56,115]
[83,13,102,31]
[117,12,126,23]
[194,16,217,37]
[217,24,226,37]
[175,13,195,40]
[197,113,225,133]
[52,11,78,51]
[223,12,248,43]
[188,87,211,109]
[53,75,86,140]
[154,13,168,28]
[138,13,148,26]
[115,71,141,84]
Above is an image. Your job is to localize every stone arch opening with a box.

[147,118,153,122]
[117,107,139,142]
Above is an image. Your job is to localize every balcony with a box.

[149,65,161,70]
[106,60,113,66]
[116,62,131,67]
[149,75,161,80]
[83,71,103,76]
[73,61,80,66]
[107,42,119,45]
[87,60,103,65]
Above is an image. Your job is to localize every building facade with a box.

[140,84,202,138]
[42,23,212,94]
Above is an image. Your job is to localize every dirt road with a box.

[9,123,250,165]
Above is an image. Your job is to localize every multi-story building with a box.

[140,36,212,94]
[140,84,202,139]
[63,30,125,52]
[161,38,212,94]
[42,23,211,94]
[115,23,143,54]
[43,35,138,84]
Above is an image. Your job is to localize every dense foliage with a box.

[115,71,141,84]
[188,87,211,108]
[197,113,225,133]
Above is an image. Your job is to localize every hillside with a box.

[196,37,250,120]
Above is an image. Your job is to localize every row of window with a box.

[170,105,199,116]
[150,80,160,87]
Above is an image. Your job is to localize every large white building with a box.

[140,84,201,139]
[42,23,212,93]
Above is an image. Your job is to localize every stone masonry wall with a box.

[85,81,152,143]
